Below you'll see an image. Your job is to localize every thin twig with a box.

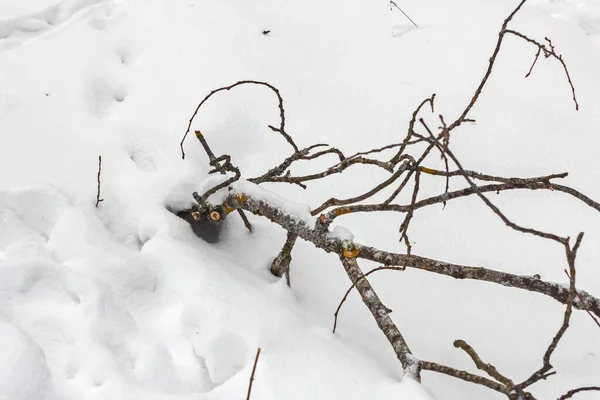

[311,161,410,216]
[399,169,420,254]
[558,386,600,400]
[389,93,435,165]
[421,118,569,246]
[525,48,541,78]
[504,31,579,110]
[516,233,584,390]
[453,340,515,388]
[95,155,103,207]
[389,1,418,28]
[447,0,528,131]
[181,80,297,159]
[246,348,262,400]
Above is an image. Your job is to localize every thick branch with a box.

[208,189,600,320]
[339,254,419,380]
[421,361,508,394]
[333,265,406,333]
[356,244,600,319]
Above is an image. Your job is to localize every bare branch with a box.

[453,340,515,388]
[339,254,419,380]
[311,160,410,216]
[421,361,509,394]
[180,80,297,159]
[418,166,568,184]
[389,1,418,28]
[389,93,435,165]
[447,0,578,132]
[558,386,600,400]
[517,233,584,390]
[504,32,579,110]
[398,169,420,254]
[421,118,569,245]
[95,155,104,207]
[447,0,528,131]
[246,348,262,400]
[183,3,597,395]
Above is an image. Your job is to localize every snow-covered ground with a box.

[0,0,599,399]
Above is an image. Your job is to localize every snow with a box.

[0,0,599,399]
[331,226,356,242]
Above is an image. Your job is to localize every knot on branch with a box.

[341,240,359,258]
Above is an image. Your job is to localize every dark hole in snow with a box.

[176,209,221,243]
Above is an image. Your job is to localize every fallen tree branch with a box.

[182,1,597,396]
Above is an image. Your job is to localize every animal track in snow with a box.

[530,0,600,36]
[0,0,120,50]
[86,77,127,117]
[203,330,250,386]
[0,318,52,400]
[124,136,159,172]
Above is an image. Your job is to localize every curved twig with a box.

[180,80,297,159]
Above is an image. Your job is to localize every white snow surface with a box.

[0,0,599,399]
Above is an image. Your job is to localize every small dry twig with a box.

[95,155,103,207]
[389,1,418,28]
[246,348,262,400]
[180,80,297,159]
[447,0,578,132]
[558,386,600,400]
